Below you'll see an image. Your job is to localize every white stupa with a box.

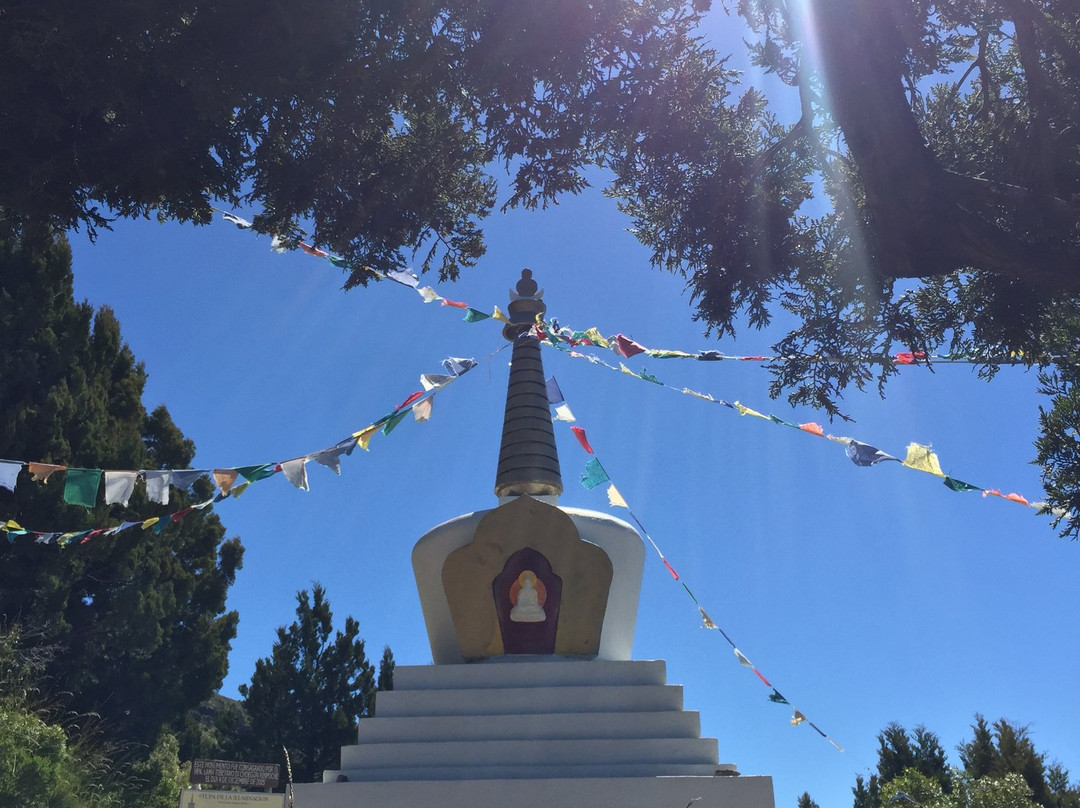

[294,271,775,808]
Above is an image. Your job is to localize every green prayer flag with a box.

[944,476,981,492]
[63,469,102,508]
[382,409,409,436]
[579,457,610,490]
[638,368,663,385]
[768,689,790,704]
[237,464,277,482]
[463,308,490,323]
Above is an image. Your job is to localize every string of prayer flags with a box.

[546,378,843,752]
[548,340,1051,521]
[5,352,486,542]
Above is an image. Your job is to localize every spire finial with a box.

[494,270,563,499]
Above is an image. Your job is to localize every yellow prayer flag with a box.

[492,305,509,323]
[619,362,636,377]
[583,328,610,348]
[355,426,379,451]
[606,484,628,508]
[698,606,718,630]
[141,517,160,530]
[2,520,23,532]
[791,711,807,726]
[734,401,769,420]
[902,442,945,477]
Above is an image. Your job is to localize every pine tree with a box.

[238,585,377,784]
[0,220,244,746]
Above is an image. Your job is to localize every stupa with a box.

[293,271,775,808]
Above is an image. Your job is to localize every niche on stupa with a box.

[442,495,612,660]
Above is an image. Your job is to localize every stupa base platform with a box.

[293,774,774,808]
[294,658,774,808]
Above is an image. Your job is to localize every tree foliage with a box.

[0,0,706,283]
[853,718,1079,808]
[5,0,1080,532]
[603,0,1080,535]
[238,585,388,784]
[0,221,244,747]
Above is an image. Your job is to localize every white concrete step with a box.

[374,683,683,718]
[393,659,667,691]
[356,710,701,744]
[339,736,719,771]
[328,760,728,783]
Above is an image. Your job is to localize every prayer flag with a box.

[648,349,696,359]
[895,351,926,364]
[311,439,356,475]
[281,458,310,491]
[553,403,576,423]
[800,422,825,437]
[769,414,798,428]
[661,557,679,581]
[545,377,565,405]
[143,470,171,504]
[104,471,138,506]
[791,711,807,726]
[421,373,454,391]
[463,308,490,322]
[697,351,725,361]
[141,517,160,530]
[237,464,276,483]
[943,476,981,492]
[386,269,420,287]
[2,520,24,533]
[682,388,716,403]
[606,484,627,508]
[902,443,945,477]
[492,306,509,323]
[1004,492,1030,505]
[638,368,662,385]
[412,397,433,423]
[299,241,328,257]
[213,469,239,495]
[613,334,647,358]
[443,357,477,376]
[170,469,208,490]
[570,426,594,454]
[768,690,789,704]
[0,461,21,492]
[222,212,252,228]
[396,391,424,410]
[29,462,65,483]
[845,441,899,466]
[754,668,772,687]
[382,410,409,435]
[270,235,289,253]
[36,533,60,544]
[698,606,718,630]
[734,649,753,668]
[734,402,769,420]
[583,328,609,348]
[579,457,609,490]
[63,469,102,508]
[355,425,379,450]
[230,482,251,498]
[417,286,440,303]
[441,298,469,309]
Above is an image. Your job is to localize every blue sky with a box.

[61,7,1080,808]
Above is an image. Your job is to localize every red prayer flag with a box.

[1005,492,1030,505]
[662,557,680,581]
[753,668,773,687]
[570,426,594,454]
[397,391,424,410]
[799,422,825,437]
[299,241,328,258]
[440,298,469,309]
[171,507,194,522]
[895,350,927,364]
[614,334,647,358]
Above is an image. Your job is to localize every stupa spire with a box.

[494,269,563,499]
